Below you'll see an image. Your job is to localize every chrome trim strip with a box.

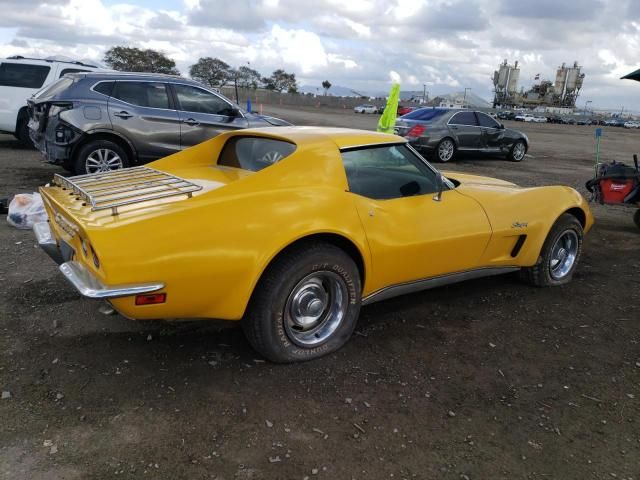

[361,266,520,306]
[59,261,164,299]
[33,221,64,265]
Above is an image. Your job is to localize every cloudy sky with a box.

[1,0,640,111]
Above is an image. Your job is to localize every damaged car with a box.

[28,72,291,174]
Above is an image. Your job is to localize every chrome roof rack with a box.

[53,166,202,215]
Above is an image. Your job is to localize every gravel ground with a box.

[0,108,639,480]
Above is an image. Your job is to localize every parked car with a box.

[354,104,377,114]
[0,56,104,146]
[397,105,416,116]
[28,72,290,174]
[514,113,535,122]
[532,116,548,123]
[604,118,626,127]
[34,126,593,362]
[394,108,529,162]
[624,121,640,129]
[497,111,516,120]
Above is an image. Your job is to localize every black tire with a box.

[520,213,583,287]
[242,242,362,363]
[508,140,527,162]
[634,209,640,230]
[74,139,130,175]
[15,112,33,148]
[435,138,456,162]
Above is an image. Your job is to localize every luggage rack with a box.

[52,166,202,215]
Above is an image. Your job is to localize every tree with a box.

[262,69,298,94]
[322,80,332,95]
[235,66,262,89]
[103,46,179,75]
[189,57,234,88]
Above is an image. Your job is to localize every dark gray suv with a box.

[28,72,290,174]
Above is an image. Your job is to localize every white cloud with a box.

[0,0,639,110]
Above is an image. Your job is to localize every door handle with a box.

[113,111,132,119]
[183,118,199,126]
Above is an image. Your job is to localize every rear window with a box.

[402,108,448,121]
[0,63,50,88]
[112,81,169,109]
[93,81,115,96]
[218,137,296,172]
[34,77,73,100]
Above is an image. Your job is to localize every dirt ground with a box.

[1,107,639,480]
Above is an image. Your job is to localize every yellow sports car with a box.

[35,127,593,362]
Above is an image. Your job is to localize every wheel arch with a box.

[247,232,367,315]
[564,207,587,228]
[71,130,137,166]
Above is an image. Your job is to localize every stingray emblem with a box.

[512,221,529,228]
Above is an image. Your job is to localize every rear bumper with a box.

[59,261,164,299]
[34,221,164,299]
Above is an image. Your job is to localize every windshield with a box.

[402,108,449,121]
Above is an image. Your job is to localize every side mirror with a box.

[499,123,505,129]
[433,172,444,202]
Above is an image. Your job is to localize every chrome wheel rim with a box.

[284,271,348,347]
[512,142,526,161]
[438,140,454,161]
[549,230,579,280]
[85,148,123,174]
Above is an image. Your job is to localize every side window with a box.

[174,84,233,115]
[59,68,89,77]
[0,63,50,88]
[341,145,441,200]
[477,112,500,128]
[93,81,115,97]
[112,81,170,109]
[449,111,478,126]
[218,136,296,172]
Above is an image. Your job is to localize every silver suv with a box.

[28,72,290,174]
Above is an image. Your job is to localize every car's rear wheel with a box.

[436,138,455,162]
[75,139,130,175]
[243,242,361,363]
[520,213,583,287]
[15,112,33,148]
[633,209,640,230]
[508,140,527,162]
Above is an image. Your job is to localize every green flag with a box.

[377,83,401,134]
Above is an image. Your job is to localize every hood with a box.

[246,112,292,127]
[443,171,519,189]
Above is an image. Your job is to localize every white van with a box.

[0,56,103,145]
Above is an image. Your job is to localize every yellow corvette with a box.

[35,127,593,362]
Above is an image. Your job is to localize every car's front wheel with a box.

[520,213,583,287]
[243,242,362,363]
[75,139,130,175]
[508,140,527,162]
[436,138,456,162]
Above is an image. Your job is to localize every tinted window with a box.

[93,81,114,97]
[477,112,500,128]
[113,81,169,109]
[0,63,50,88]
[402,108,449,121]
[218,137,296,172]
[34,77,73,100]
[341,145,440,200]
[449,111,478,126]
[174,84,233,115]
[59,68,89,77]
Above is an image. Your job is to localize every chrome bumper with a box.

[33,221,64,265]
[34,221,164,299]
[59,261,164,299]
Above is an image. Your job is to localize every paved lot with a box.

[1,108,639,480]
